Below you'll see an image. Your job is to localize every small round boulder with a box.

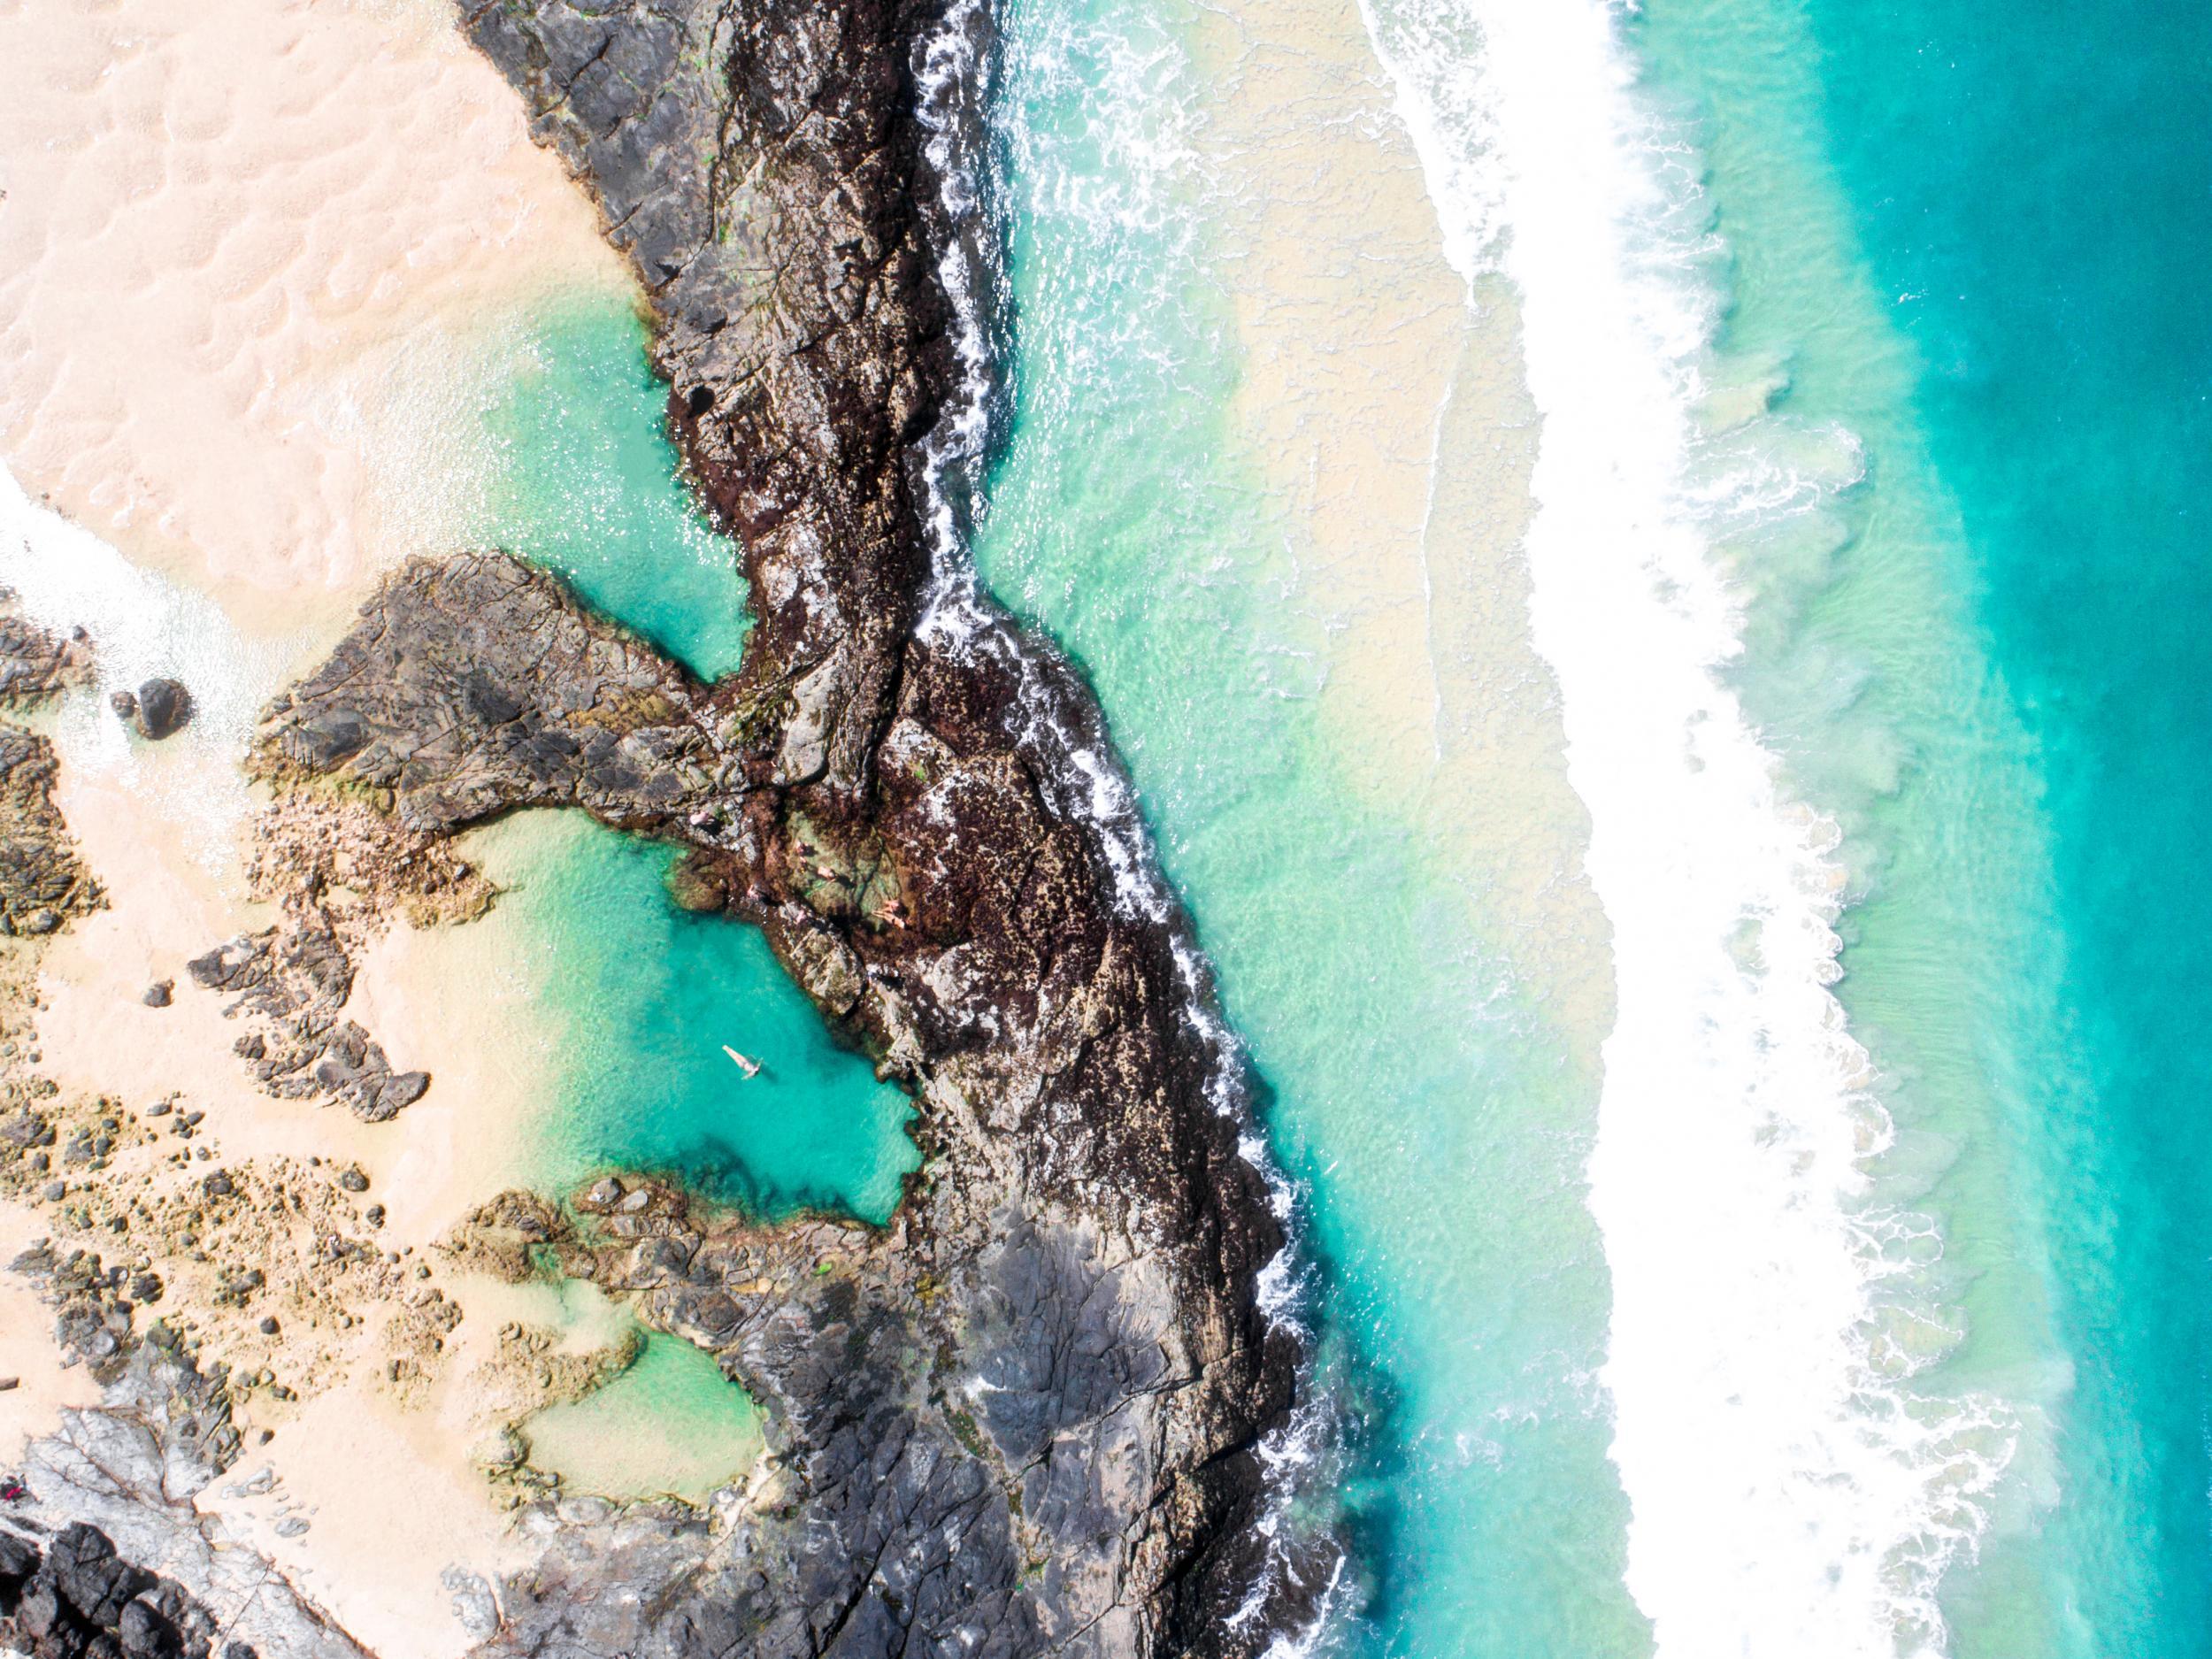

[128,676,192,740]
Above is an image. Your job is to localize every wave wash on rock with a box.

[241,0,1327,1654]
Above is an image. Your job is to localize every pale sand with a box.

[0,0,758,1641]
[0,0,630,642]
[1190,0,1613,1044]
[34,768,549,1248]
[28,772,552,1657]
[0,1197,103,1466]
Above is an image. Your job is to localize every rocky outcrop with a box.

[0,613,103,936]
[0,1258,373,1659]
[0,728,102,938]
[461,0,949,807]
[242,0,1317,1650]
[0,612,89,705]
[116,678,193,742]
[186,926,430,1122]
[0,1522,219,1658]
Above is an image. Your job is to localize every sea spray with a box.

[1350,0,2025,1650]
[0,465,303,868]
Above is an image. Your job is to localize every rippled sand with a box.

[0,0,628,638]
[0,4,644,1651]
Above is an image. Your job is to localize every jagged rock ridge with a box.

[246,0,1314,1650]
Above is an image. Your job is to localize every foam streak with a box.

[1349,0,2019,1652]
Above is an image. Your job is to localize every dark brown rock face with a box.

[0,613,104,936]
[246,0,1317,1652]
[130,679,193,741]
[0,728,102,939]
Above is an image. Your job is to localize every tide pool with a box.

[426,0,2212,1646]
[441,293,918,1226]
[456,811,919,1226]
[526,1328,765,1502]
[473,292,749,683]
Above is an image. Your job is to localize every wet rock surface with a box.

[248,0,1313,1652]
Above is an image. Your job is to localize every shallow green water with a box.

[451,291,918,1228]
[526,1328,764,1502]
[475,292,749,682]
[978,3,1637,1650]
[435,0,2212,1643]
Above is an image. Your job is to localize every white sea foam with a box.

[1351,0,2019,1653]
[0,465,303,871]
[912,10,1346,1647]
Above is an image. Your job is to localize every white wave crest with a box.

[1350,0,2021,1653]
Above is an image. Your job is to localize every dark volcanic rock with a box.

[3,1254,369,1659]
[0,727,102,936]
[250,0,1320,1653]
[0,614,89,704]
[187,926,429,1120]
[130,678,192,741]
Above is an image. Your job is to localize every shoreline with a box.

[1194,0,1612,1041]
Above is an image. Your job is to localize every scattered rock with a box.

[187,926,430,1120]
[141,980,173,1009]
[336,1168,367,1194]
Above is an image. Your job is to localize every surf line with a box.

[1347,0,2022,1651]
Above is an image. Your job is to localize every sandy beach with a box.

[0,2,690,1648]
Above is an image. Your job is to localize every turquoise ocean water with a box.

[974,0,2212,1647]
[449,0,2210,1647]
[1786,0,2212,1647]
